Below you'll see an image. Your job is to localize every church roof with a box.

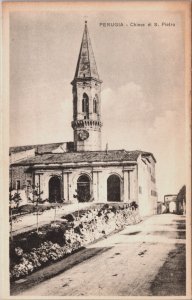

[140,151,156,163]
[10,149,155,166]
[73,21,100,81]
[11,150,139,165]
[9,142,74,154]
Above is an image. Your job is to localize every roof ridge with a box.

[9,141,68,149]
[11,149,142,166]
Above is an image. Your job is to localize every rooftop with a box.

[9,142,74,155]
[10,149,153,166]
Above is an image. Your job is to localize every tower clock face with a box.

[78,130,89,141]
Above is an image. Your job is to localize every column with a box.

[61,170,64,201]
[34,172,43,202]
[92,169,102,202]
[34,172,42,190]
[123,167,135,202]
[128,171,131,201]
[129,170,135,201]
[41,173,49,200]
[63,171,72,203]
[123,170,129,202]
[92,171,97,202]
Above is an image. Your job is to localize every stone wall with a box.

[10,203,141,281]
[10,166,33,191]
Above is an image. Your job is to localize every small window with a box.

[151,190,157,197]
[93,94,98,113]
[93,98,97,113]
[151,175,156,183]
[16,180,20,190]
[139,186,142,194]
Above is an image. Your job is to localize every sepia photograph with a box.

[1,1,191,299]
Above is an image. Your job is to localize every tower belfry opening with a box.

[71,21,102,151]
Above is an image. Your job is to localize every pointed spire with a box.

[73,21,100,81]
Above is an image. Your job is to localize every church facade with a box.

[9,22,158,217]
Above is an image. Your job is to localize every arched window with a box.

[93,95,98,113]
[82,93,89,115]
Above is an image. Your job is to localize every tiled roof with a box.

[9,142,74,154]
[140,151,156,163]
[11,150,142,166]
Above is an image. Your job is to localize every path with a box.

[12,214,186,297]
[12,202,92,235]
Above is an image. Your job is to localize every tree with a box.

[31,183,43,233]
[73,189,83,219]
[9,188,22,240]
[53,192,59,226]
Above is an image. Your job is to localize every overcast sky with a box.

[9,4,189,201]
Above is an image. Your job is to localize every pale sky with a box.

[9,5,188,201]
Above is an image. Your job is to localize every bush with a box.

[130,201,138,210]
[27,232,41,250]
[46,227,65,246]
[10,204,141,281]
[62,213,75,222]
[10,241,68,281]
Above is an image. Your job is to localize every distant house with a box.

[176,185,186,215]
[164,194,177,213]
[157,201,166,214]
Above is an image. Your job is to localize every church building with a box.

[9,21,158,217]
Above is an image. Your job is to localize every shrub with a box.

[46,227,65,246]
[62,213,75,222]
[130,201,138,210]
[10,204,141,281]
[27,232,41,250]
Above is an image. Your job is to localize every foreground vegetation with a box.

[10,202,141,281]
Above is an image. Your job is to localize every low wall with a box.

[10,203,141,281]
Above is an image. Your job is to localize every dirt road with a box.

[13,214,186,297]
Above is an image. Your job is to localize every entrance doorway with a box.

[49,176,62,203]
[77,175,91,202]
[107,174,121,202]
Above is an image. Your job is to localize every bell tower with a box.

[71,21,102,151]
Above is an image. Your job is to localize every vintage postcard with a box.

[1,1,191,299]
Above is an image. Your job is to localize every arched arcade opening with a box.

[49,176,62,203]
[77,175,91,202]
[107,174,121,202]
